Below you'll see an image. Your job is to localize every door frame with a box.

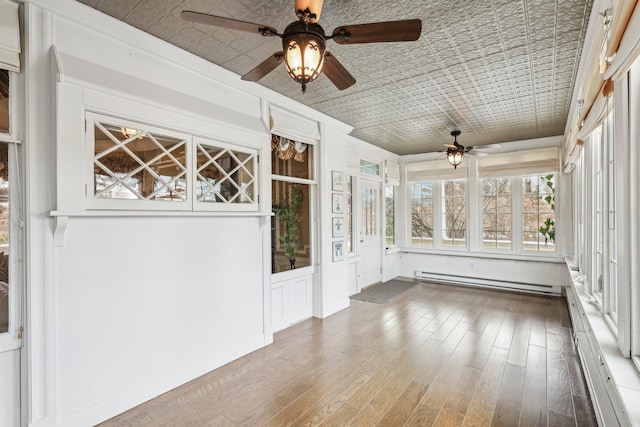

[358,176,383,289]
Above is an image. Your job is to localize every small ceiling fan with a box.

[440,130,501,168]
[181,0,422,93]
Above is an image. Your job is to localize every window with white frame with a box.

[410,181,433,247]
[346,175,354,254]
[482,177,512,250]
[522,174,556,252]
[441,179,467,247]
[408,148,558,255]
[87,113,258,211]
[385,185,395,245]
[360,159,380,176]
[271,135,315,273]
[594,127,604,299]
[605,108,618,323]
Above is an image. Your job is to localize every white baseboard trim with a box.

[415,271,561,295]
[320,297,350,319]
[56,334,266,427]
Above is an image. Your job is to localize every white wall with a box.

[22,1,354,426]
[55,217,264,425]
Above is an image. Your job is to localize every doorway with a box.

[359,179,382,288]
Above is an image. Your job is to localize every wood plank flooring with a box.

[100,281,597,427]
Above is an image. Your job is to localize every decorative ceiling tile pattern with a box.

[76,0,593,155]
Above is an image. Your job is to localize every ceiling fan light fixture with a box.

[447,147,464,169]
[447,130,464,169]
[283,21,326,93]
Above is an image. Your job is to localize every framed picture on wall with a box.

[332,193,344,214]
[332,241,344,262]
[332,217,344,238]
[331,170,344,192]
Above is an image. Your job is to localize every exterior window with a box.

[359,160,379,176]
[442,180,466,247]
[385,185,395,245]
[606,110,618,321]
[482,178,511,249]
[271,136,314,273]
[594,128,604,298]
[522,174,556,251]
[410,181,433,247]
[0,70,8,134]
[346,175,354,253]
[0,142,9,333]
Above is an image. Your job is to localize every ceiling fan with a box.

[440,130,501,168]
[181,0,422,93]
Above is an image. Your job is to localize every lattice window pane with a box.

[196,142,256,204]
[93,122,187,202]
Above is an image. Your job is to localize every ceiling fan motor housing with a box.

[282,20,327,91]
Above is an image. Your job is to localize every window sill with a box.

[271,265,315,283]
[50,210,272,217]
[567,267,640,426]
[401,247,564,263]
[385,245,401,254]
[49,210,273,247]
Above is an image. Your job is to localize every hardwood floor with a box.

[100,281,597,427]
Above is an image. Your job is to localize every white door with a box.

[0,142,21,427]
[359,179,382,288]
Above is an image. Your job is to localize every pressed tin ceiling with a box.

[75,0,593,155]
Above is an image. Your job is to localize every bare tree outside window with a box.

[385,185,395,245]
[442,180,466,247]
[482,178,512,249]
[522,174,555,251]
[410,182,433,246]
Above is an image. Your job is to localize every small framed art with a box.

[332,217,344,238]
[331,170,344,192]
[332,241,344,262]
[332,193,344,214]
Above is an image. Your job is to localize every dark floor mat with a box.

[350,279,417,304]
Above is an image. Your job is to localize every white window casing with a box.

[407,159,468,181]
[0,0,20,73]
[384,160,400,186]
[270,105,320,144]
[478,147,559,178]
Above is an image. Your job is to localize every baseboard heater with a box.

[415,270,561,296]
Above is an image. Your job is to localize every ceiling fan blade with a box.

[465,151,488,157]
[241,52,284,82]
[322,52,356,90]
[475,143,502,150]
[295,0,324,23]
[331,19,422,44]
[181,11,278,36]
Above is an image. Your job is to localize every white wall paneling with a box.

[271,274,313,332]
[400,252,569,295]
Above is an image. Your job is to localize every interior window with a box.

[271,135,314,273]
[94,122,187,202]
